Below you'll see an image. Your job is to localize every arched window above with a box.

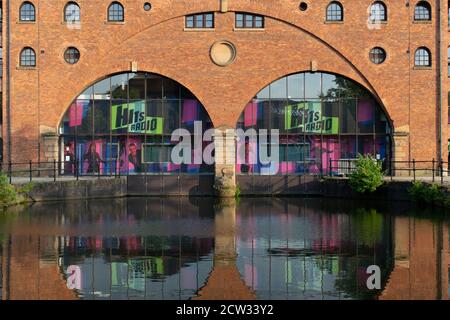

[64,2,80,23]
[414,47,431,67]
[20,2,35,22]
[108,2,124,22]
[370,1,387,22]
[20,47,36,67]
[326,2,343,22]
[414,1,431,21]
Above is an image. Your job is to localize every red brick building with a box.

[0,0,448,180]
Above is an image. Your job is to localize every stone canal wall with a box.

[14,176,416,203]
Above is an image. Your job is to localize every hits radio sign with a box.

[111,101,163,134]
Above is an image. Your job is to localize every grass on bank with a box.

[0,174,34,209]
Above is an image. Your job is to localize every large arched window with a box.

[64,2,80,23]
[414,47,431,67]
[108,2,124,22]
[369,1,387,22]
[414,1,431,21]
[19,1,35,22]
[326,2,343,21]
[59,72,214,176]
[20,47,36,66]
[236,72,392,176]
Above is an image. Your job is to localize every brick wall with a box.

[1,0,447,164]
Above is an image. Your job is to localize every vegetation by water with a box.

[407,181,450,208]
[348,154,385,193]
[0,174,34,209]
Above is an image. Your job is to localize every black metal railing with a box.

[328,158,450,184]
[0,159,216,183]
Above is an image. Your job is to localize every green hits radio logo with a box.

[285,102,338,134]
[111,101,163,134]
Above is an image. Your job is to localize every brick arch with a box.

[236,69,394,129]
[56,69,211,129]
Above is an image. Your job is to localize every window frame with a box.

[235,13,265,29]
[369,1,387,23]
[185,12,214,29]
[369,47,387,64]
[19,1,36,22]
[107,1,124,22]
[19,47,36,67]
[326,1,344,22]
[64,2,81,23]
[414,1,432,21]
[414,47,431,67]
[64,47,81,64]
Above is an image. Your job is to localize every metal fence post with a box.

[432,158,435,182]
[329,157,332,176]
[29,160,32,182]
[440,158,444,185]
[8,161,12,184]
[412,159,416,181]
[53,159,56,182]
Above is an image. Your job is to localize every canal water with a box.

[0,197,448,300]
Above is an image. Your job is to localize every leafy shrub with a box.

[407,181,450,207]
[348,154,384,193]
[0,174,34,208]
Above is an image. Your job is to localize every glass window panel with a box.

[146,75,163,99]
[195,14,203,27]
[256,86,270,99]
[358,136,375,156]
[322,73,338,98]
[287,74,304,99]
[245,14,253,27]
[94,100,110,134]
[163,99,180,133]
[129,74,146,100]
[163,78,179,99]
[236,13,244,28]
[340,136,357,159]
[340,99,356,133]
[305,73,321,99]
[270,77,287,99]
[94,78,111,100]
[357,99,374,134]
[111,74,128,99]
[186,16,194,28]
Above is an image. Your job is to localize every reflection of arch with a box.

[236,71,393,176]
[58,72,214,176]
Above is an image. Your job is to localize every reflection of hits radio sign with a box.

[111,102,163,134]
[285,102,338,134]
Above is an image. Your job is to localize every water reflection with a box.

[0,198,448,300]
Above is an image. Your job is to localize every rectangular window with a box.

[278,144,310,162]
[143,144,174,163]
[235,13,264,29]
[185,13,214,29]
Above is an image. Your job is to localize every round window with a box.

[144,2,152,11]
[64,47,80,64]
[369,47,386,64]
[299,2,308,11]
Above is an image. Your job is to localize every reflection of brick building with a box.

[380,217,449,300]
[1,0,450,179]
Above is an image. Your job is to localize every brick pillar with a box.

[42,132,59,176]
[393,132,409,176]
[213,126,236,198]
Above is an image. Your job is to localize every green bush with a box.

[348,154,384,193]
[407,181,450,207]
[0,174,34,208]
